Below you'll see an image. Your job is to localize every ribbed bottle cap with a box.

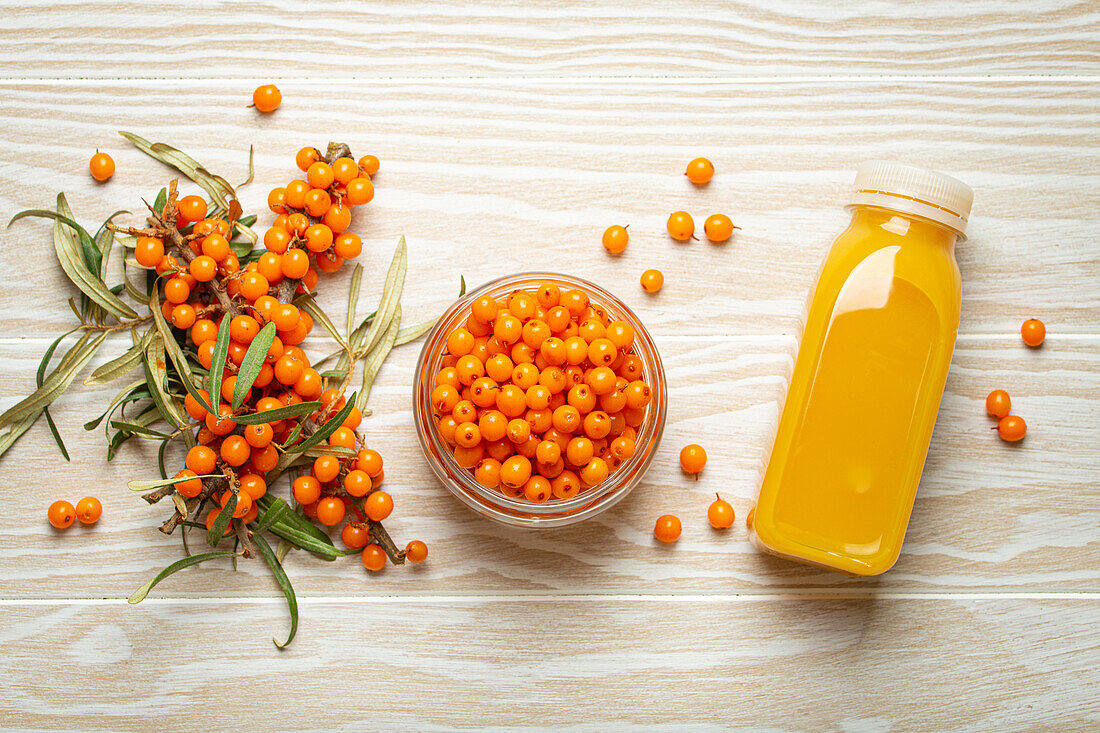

[850,161,974,238]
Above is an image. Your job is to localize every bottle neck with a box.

[848,205,959,250]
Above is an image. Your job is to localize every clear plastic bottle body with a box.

[750,205,961,575]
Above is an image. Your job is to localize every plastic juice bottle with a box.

[750,162,974,576]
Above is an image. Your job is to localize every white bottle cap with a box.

[850,161,974,239]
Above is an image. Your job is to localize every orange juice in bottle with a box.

[750,162,974,576]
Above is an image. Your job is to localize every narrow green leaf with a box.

[395,319,436,346]
[286,395,357,457]
[300,445,357,459]
[347,263,363,342]
[232,322,275,410]
[143,333,187,429]
[157,438,170,479]
[84,339,144,386]
[50,194,138,320]
[43,411,71,461]
[275,539,292,563]
[120,132,235,211]
[356,305,401,413]
[253,534,298,648]
[127,474,222,491]
[149,291,207,414]
[231,400,321,426]
[206,314,232,409]
[297,295,348,350]
[127,551,236,604]
[84,379,147,431]
[152,188,168,216]
[238,145,255,188]
[254,496,334,548]
[95,210,129,280]
[359,236,407,356]
[0,332,107,459]
[207,494,236,546]
[109,420,171,438]
[171,492,189,518]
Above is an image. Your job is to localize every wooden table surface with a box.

[1,2,1098,730]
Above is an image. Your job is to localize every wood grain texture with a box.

[1,80,1098,335]
[0,4,1098,729]
[0,597,1097,731]
[2,1,1099,79]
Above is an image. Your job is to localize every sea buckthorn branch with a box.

[11,137,438,646]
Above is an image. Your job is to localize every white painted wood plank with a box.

[0,334,1094,597]
[2,1,1098,78]
[0,79,1097,337]
[0,597,1096,730]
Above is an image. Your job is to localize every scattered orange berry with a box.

[985,389,1011,419]
[997,415,1027,442]
[703,214,738,243]
[89,150,115,182]
[666,211,696,242]
[252,84,282,113]
[602,225,629,254]
[1021,318,1045,347]
[685,157,714,185]
[358,155,380,176]
[75,496,103,525]
[48,500,76,529]
[707,493,734,529]
[361,543,387,572]
[404,540,428,563]
[679,444,706,475]
[654,514,681,543]
[640,269,664,293]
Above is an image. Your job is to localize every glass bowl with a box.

[413,272,667,528]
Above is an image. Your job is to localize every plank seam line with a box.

[0,75,1099,86]
[0,592,1097,606]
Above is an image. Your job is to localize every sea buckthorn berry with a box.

[997,415,1027,442]
[264,226,291,254]
[252,83,281,113]
[470,377,499,408]
[313,454,341,483]
[522,319,551,349]
[75,496,102,525]
[48,499,76,529]
[333,232,362,259]
[304,188,332,217]
[539,366,568,394]
[708,494,735,529]
[452,399,478,424]
[316,496,346,526]
[685,157,714,184]
[587,338,617,367]
[623,380,652,409]
[405,540,428,563]
[134,236,164,267]
[526,385,552,411]
[605,321,635,350]
[447,328,475,357]
[485,353,514,382]
[365,490,394,521]
[174,469,203,499]
[552,405,581,433]
[455,355,486,386]
[654,514,682,543]
[704,214,738,243]
[546,306,571,333]
[667,211,695,241]
[356,448,383,477]
[267,187,288,215]
[583,410,611,440]
[640,269,664,293]
[323,203,352,233]
[257,252,284,284]
[292,475,321,505]
[296,147,321,172]
[359,155,380,176]
[679,444,707,474]
[536,439,562,465]
[455,422,482,448]
[244,423,273,448]
[344,469,373,497]
[177,195,208,223]
[281,248,310,279]
[471,295,498,323]
[186,255,215,283]
[89,150,114,182]
[202,233,231,261]
[345,177,375,206]
[496,385,527,417]
[304,223,333,252]
[206,403,237,435]
[602,225,629,254]
[551,471,581,499]
[271,303,300,332]
[510,341,536,365]
[526,408,553,434]
[566,436,594,467]
[579,457,609,487]
[204,507,232,537]
[567,384,597,414]
[170,304,196,330]
[331,157,359,185]
[294,368,322,399]
[186,445,217,474]
[432,384,461,415]
[239,474,267,501]
[506,418,532,445]
[230,315,261,343]
[560,289,589,317]
[610,436,635,461]
[986,390,1011,419]
[539,337,567,366]
[537,283,560,308]
[329,426,356,450]
[341,523,370,550]
[218,252,240,277]
[238,271,270,301]
[164,277,191,304]
[251,445,279,472]
[184,388,212,420]
[220,435,250,467]
[474,457,503,487]
[1021,318,1045,347]
[285,180,309,210]
[475,410,505,442]
[524,476,552,503]
[361,544,387,572]
[274,354,304,386]
[494,314,523,344]
[508,291,537,320]
[500,455,533,488]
